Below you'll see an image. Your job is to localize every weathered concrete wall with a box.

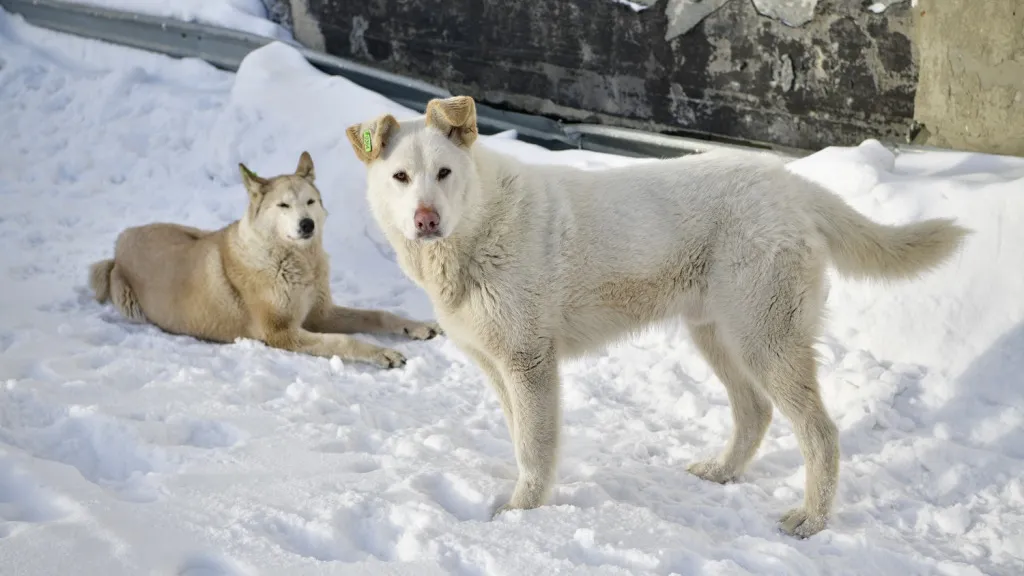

[290,0,918,151]
[261,0,292,32]
[913,0,1024,156]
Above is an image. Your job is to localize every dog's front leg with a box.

[306,305,442,340]
[492,346,560,517]
[263,327,407,369]
[465,348,515,433]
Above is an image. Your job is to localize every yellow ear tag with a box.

[362,130,372,153]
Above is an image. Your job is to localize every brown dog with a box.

[89,151,440,368]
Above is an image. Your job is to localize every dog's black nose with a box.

[299,218,315,237]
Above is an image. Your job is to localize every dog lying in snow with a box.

[345,96,970,537]
[88,151,440,368]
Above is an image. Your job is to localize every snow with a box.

[2,4,1024,575]
[62,0,292,41]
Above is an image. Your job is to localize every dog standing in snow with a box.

[88,151,440,368]
[345,96,969,536]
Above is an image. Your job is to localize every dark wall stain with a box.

[306,0,917,151]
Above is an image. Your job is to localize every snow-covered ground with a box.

[2,5,1024,575]
[62,0,292,40]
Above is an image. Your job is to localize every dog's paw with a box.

[490,502,517,520]
[372,348,407,369]
[779,507,828,538]
[402,322,443,340]
[687,459,736,484]
[491,489,545,520]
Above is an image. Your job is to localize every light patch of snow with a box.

[62,0,292,40]
[2,5,1024,575]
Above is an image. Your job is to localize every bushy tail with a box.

[810,190,971,281]
[89,259,115,302]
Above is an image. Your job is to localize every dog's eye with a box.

[306,199,315,205]
[277,203,290,209]
[437,167,451,180]
[393,171,409,183]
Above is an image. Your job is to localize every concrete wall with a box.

[286,0,919,151]
[282,0,1024,156]
[913,0,1024,157]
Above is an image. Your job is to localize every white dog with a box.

[345,96,969,537]
[89,151,440,368]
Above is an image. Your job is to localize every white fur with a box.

[348,97,970,538]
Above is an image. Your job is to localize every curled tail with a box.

[810,190,971,280]
[89,259,115,302]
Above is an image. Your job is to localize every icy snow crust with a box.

[1,7,1024,575]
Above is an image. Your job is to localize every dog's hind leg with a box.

[687,322,773,483]
[750,341,838,538]
[727,252,838,538]
[108,264,145,322]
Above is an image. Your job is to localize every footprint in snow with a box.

[0,456,74,538]
[262,500,401,563]
[176,553,256,576]
[411,471,490,522]
[0,389,173,503]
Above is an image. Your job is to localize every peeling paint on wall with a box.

[867,0,908,14]
[610,0,651,12]
[664,0,734,40]
[287,0,324,51]
[261,0,293,30]
[303,0,919,151]
[772,53,795,91]
[656,0,828,41]
[348,15,371,60]
[751,0,818,27]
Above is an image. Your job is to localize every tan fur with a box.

[347,96,970,538]
[88,259,115,303]
[346,114,401,164]
[424,96,478,148]
[88,151,441,368]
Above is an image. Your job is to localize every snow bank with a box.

[1,6,1023,575]
[62,0,292,40]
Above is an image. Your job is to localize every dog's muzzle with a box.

[414,206,441,240]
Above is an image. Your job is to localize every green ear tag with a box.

[362,130,372,153]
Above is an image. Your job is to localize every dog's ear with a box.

[425,96,478,148]
[295,151,315,182]
[345,114,400,164]
[239,162,268,200]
